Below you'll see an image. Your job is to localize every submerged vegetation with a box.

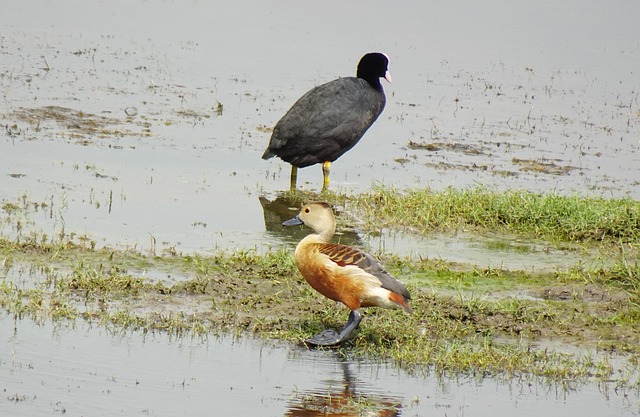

[1,186,640,387]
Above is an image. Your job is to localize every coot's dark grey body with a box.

[262,52,390,188]
[263,76,385,168]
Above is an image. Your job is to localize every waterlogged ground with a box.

[2,318,637,417]
[1,0,640,415]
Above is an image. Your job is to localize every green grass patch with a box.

[290,186,640,244]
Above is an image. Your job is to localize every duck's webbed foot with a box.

[305,328,342,346]
[304,310,362,347]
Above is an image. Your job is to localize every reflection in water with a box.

[285,355,401,417]
[259,193,363,248]
[258,193,591,272]
[3,312,640,416]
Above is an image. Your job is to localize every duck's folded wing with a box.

[317,243,411,301]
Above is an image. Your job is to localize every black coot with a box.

[262,52,391,189]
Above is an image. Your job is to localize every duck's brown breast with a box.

[294,243,366,311]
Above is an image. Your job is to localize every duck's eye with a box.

[304,208,310,213]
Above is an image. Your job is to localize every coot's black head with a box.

[356,52,392,90]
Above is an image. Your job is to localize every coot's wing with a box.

[265,78,385,167]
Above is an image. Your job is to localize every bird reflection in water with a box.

[259,194,362,248]
[284,357,401,417]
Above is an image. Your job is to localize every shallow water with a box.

[1,1,640,415]
[2,317,638,417]
[1,0,639,262]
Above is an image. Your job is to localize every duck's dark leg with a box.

[289,165,298,190]
[322,161,331,189]
[305,310,362,347]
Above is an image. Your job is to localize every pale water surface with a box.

[1,0,638,257]
[1,317,637,417]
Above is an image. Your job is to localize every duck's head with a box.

[282,202,336,238]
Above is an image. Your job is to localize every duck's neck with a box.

[300,227,334,246]
[319,223,335,243]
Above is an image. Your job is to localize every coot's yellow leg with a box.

[322,161,331,189]
[289,166,298,190]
